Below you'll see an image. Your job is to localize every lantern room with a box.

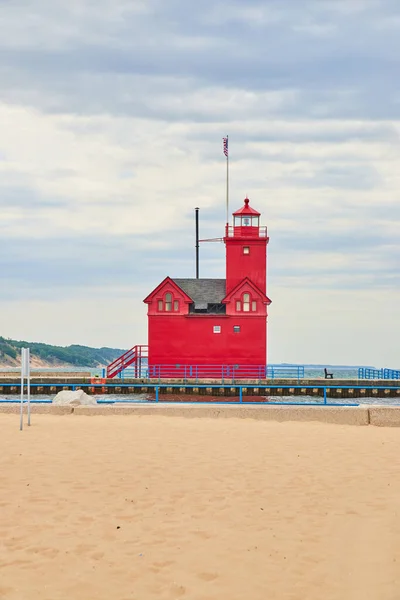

[227,197,262,238]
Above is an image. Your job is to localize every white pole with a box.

[20,348,25,431]
[226,135,229,226]
[26,348,31,426]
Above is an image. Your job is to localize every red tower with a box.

[225,197,268,295]
[143,197,271,377]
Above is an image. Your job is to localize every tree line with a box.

[0,336,126,367]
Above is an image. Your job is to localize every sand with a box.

[1,414,399,600]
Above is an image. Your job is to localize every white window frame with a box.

[165,292,172,312]
[243,293,250,312]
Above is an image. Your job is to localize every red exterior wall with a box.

[148,313,266,366]
[225,237,267,295]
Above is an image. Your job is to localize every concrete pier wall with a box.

[1,402,400,426]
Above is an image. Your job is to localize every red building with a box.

[143,197,271,378]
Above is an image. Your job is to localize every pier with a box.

[1,376,400,401]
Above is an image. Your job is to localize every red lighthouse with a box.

[142,197,271,377]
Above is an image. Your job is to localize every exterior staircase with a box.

[106,345,148,379]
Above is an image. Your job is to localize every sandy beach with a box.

[1,414,399,600]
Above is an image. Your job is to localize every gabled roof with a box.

[233,197,260,217]
[173,279,226,307]
[143,276,193,304]
[222,277,271,305]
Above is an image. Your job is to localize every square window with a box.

[233,326,240,333]
[243,246,250,255]
[213,325,221,334]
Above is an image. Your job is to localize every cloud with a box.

[1,0,400,120]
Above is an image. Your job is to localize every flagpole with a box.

[223,135,229,227]
[226,136,229,226]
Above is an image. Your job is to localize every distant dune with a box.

[0,336,126,368]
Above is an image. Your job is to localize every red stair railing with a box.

[106,345,148,379]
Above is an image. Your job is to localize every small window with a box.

[233,326,240,333]
[236,301,241,312]
[243,293,250,312]
[173,300,179,312]
[157,300,163,311]
[213,325,221,334]
[243,246,250,255]
[252,301,257,312]
[165,292,172,312]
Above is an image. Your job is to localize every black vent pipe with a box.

[195,207,199,279]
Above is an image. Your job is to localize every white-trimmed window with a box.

[236,292,257,312]
[243,293,250,312]
[165,292,172,311]
[158,293,179,312]
[233,326,241,333]
[213,325,221,333]
[243,246,250,255]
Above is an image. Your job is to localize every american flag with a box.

[223,136,228,157]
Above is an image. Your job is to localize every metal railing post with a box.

[155,386,159,403]
[239,386,243,403]
[323,387,327,405]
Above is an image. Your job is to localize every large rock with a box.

[52,389,97,406]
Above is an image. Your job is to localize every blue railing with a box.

[117,366,148,379]
[116,364,305,382]
[267,366,305,380]
[358,367,400,380]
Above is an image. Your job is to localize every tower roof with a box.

[232,197,260,217]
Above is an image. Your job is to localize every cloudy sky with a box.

[0,0,399,367]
